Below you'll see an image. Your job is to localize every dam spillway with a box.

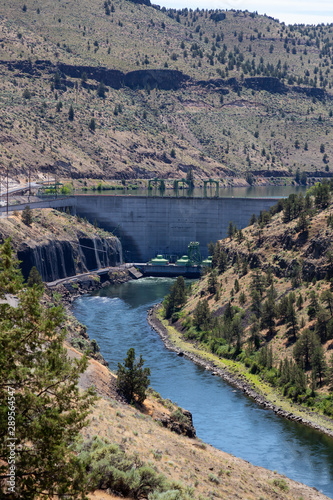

[74,195,278,261]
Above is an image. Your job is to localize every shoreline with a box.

[147,303,333,439]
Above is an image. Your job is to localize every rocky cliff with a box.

[17,235,122,282]
[0,209,122,282]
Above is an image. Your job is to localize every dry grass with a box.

[0,0,333,180]
[72,345,331,500]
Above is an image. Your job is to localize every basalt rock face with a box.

[2,59,330,98]
[17,236,122,282]
[124,69,189,90]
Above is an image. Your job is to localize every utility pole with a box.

[28,164,31,202]
[6,166,9,217]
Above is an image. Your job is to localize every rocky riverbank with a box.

[148,304,333,439]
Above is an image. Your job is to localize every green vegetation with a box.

[0,239,96,498]
[75,436,193,499]
[1,0,333,180]
[163,181,333,417]
[26,265,43,289]
[21,205,33,226]
[117,347,151,404]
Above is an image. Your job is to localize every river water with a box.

[78,184,308,199]
[72,277,333,498]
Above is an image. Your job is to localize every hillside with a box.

[66,340,331,500]
[0,0,333,181]
[161,180,333,422]
[0,208,122,280]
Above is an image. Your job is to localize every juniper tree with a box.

[21,205,33,226]
[26,266,43,289]
[68,104,74,121]
[208,270,218,295]
[116,348,150,404]
[0,239,95,498]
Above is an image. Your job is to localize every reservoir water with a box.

[78,184,308,199]
[72,277,333,498]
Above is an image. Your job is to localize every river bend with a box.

[72,277,333,498]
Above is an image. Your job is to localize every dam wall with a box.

[75,195,278,262]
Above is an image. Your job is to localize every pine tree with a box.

[116,348,150,404]
[193,299,211,330]
[248,315,260,351]
[261,296,277,336]
[286,301,299,341]
[0,240,95,498]
[293,329,319,370]
[312,344,327,387]
[163,276,186,319]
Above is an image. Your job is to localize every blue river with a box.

[72,277,333,498]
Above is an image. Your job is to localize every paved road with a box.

[46,264,133,288]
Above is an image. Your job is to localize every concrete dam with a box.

[74,195,278,262]
[1,195,279,263]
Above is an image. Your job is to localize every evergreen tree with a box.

[27,266,43,289]
[321,289,333,316]
[116,348,151,404]
[249,213,257,225]
[296,293,304,310]
[250,269,265,297]
[227,221,233,239]
[239,290,246,305]
[312,344,327,387]
[293,329,319,370]
[248,315,260,351]
[314,182,330,209]
[193,299,211,330]
[250,289,262,318]
[0,240,95,498]
[89,118,96,131]
[261,295,277,336]
[68,104,74,121]
[315,307,330,342]
[296,212,309,233]
[207,241,215,256]
[0,239,23,294]
[308,291,319,320]
[163,276,186,319]
[97,81,106,98]
[234,278,240,294]
[278,295,290,324]
[286,300,299,341]
[21,205,33,226]
[327,353,333,391]
[208,269,218,295]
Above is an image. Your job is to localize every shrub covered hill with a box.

[1,0,333,182]
[162,181,333,420]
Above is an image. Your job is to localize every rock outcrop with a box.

[17,235,122,282]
